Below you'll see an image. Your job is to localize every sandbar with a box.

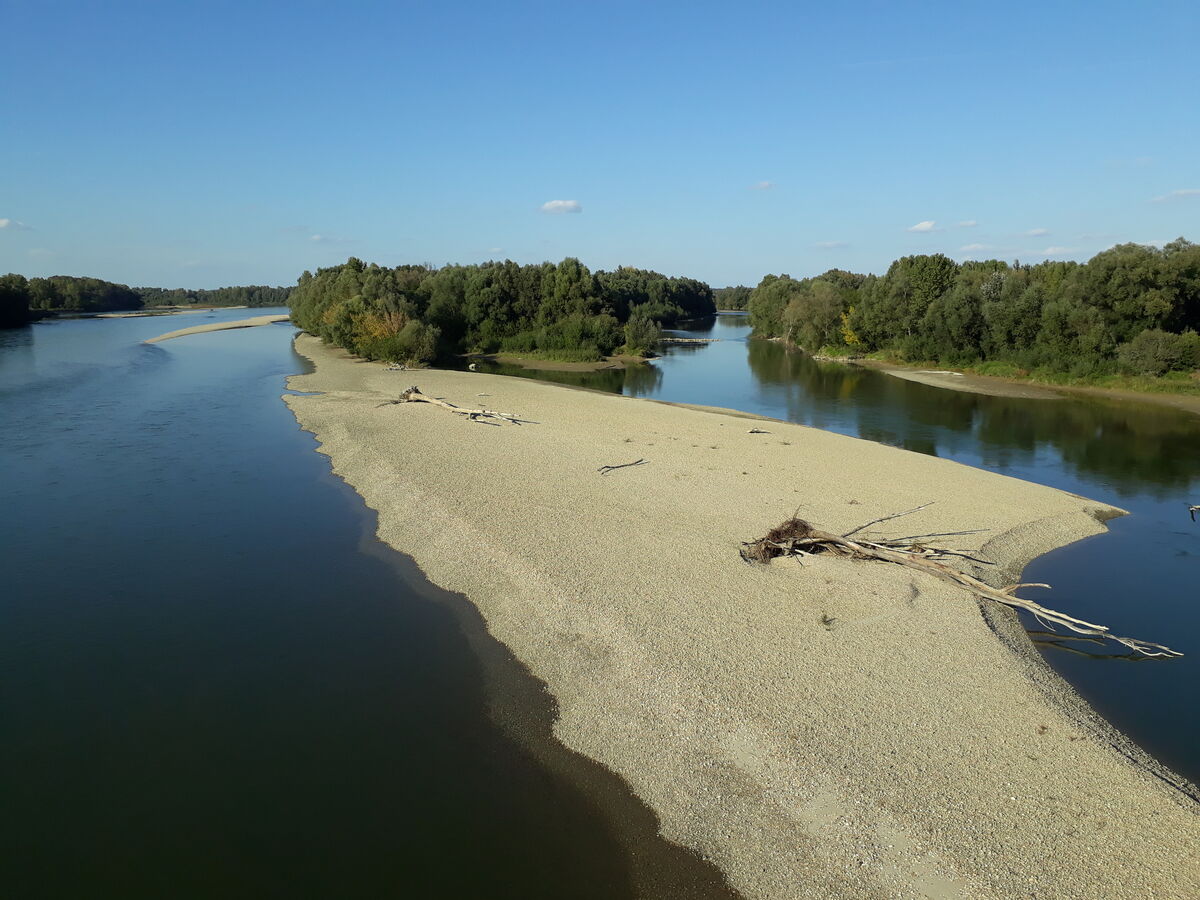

[143,314,290,344]
[285,334,1198,900]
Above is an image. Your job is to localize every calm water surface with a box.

[0,310,736,899]
[476,313,1200,785]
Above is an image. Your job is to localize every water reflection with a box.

[742,339,1200,498]
[468,358,664,397]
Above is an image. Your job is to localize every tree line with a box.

[0,274,295,327]
[713,285,752,310]
[747,238,1200,378]
[288,257,715,365]
[133,285,293,308]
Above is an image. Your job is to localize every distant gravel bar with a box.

[285,333,1198,900]
[143,314,291,344]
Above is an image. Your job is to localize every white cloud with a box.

[540,199,582,214]
[956,220,978,228]
[750,181,775,191]
[906,220,937,233]
[1039,246,1076,256]
[959,243,990,252]
[27,247,52,258]
[1024,227,1050,237]
[0,218,31,230]
[814,240,848,249]
[488,247,502,253]
[1151,188,1200,202]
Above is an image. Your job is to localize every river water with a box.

[476,313,1200,785]
[0,310,736,899]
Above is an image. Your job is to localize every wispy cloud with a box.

[27,247,53,258]
[814,240,848,249]
[1038,246,1076,256]
[309,233,352,245]
[749,181,775,191]
[540,199,582,214]
[488,247,502,253]
[1024,227,1050,237]
[906,220,938,233]
[0,217,31,231]
[1151,188,1200,203]
[959,243,990,252]
[955,220,978,228]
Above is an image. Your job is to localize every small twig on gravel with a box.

[598,458,648,475]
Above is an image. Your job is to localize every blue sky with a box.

[2,0,1197,288]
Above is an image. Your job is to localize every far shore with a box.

[143,313,290,344]
[797,344,1200,413]
[285,333,1198,900]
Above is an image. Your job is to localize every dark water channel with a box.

[476,313,1200,785]
[0,310,736,899]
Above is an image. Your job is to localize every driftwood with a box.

[1190,504,1198,522]
[376,386,536,425]
[740,506,1182,659]
[598,458,648,475]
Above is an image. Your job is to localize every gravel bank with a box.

[285,334,1198,900]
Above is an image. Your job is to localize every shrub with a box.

[1118,329,1200,376]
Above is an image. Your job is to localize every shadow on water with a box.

[0,320,736,899]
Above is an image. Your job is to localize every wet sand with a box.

[285,334,1199,900]
[143,314,290,344]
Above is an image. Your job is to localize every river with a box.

[475,313,1200,786]
[0,310,736,899]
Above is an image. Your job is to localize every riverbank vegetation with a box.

[747,239,1200,390]
[288,257,714,366]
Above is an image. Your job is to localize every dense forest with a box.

[289,257,715,364]
[0,274,32,327]
[0,274,294,327]
[713,285,752,310]
[134,285,293,307]
[23,276,144,313]
[747,238,1200,379]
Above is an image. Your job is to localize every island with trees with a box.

[287,257,715,366]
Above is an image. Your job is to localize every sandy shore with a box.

[285,334,1198,900]
[143,314,290,344]
[877,365,1065,399]
[859,358,1200,413]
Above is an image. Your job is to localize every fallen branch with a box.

[377,386,536,425]
[740,514,1182,659]
[598,458,647,475]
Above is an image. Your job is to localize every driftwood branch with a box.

[741,513,1182,659]
[598,458,648,475]
[377,386,537,425]
[841,501,936,538]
